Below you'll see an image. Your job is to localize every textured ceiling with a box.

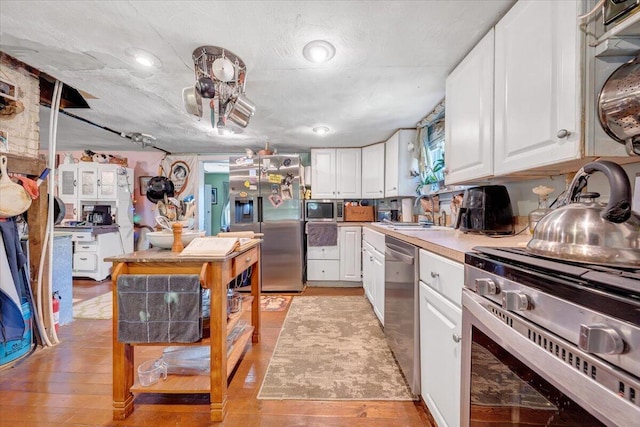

[1,0,515,155]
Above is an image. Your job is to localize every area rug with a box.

[260,295,291,312]
[257,296,413,400]
[73,292,112,320]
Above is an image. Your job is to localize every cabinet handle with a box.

[246,256,251,262]
[557,129,571,138]
[452,334,462,343]
[379,190,383,193]
[369,256,373,261]
[430,271,439,278]
[393,186,397,190]
[80,257,88,261]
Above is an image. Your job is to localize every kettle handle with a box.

[578,161,631,223]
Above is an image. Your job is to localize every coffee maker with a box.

[84,205,113,225]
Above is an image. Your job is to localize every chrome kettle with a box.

[526,160,640,267]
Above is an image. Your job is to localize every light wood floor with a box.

[0,279,435,426]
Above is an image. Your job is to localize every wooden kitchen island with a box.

[106,241,261,422]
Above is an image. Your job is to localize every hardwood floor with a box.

[0,280,435,426]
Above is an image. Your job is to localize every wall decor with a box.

[211,187,217,205]
[139,176,152,196]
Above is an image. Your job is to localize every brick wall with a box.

[0,57,40,157]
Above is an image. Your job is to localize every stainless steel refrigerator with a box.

[229,155,304,292]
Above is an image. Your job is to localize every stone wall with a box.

[0,56,40,157]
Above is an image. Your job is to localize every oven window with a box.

[306,202,334,220]
[470,327,605,426]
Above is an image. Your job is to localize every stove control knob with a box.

[578,324,624,355]
[474,278,499,295]
[501,291,530,311]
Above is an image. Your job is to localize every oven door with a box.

[461,290,638,427]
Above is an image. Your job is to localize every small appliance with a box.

[84,205,113,225]
[455,185,513,234]
[304,200,344,222]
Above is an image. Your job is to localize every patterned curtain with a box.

[160,155,198,200]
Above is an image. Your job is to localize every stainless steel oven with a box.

[461,247,640,426]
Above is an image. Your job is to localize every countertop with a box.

[54,224,120,236]
[105,239,260,263]
[363,223,531,264]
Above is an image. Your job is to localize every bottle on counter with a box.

[528,185,554,234]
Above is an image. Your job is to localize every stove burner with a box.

[470,246,640,295]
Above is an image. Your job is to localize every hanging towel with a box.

[306,222,338,247]
[117,274,202,343]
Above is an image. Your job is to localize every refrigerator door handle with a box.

[257,196,263,223]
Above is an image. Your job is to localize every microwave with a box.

[304,200,343,222]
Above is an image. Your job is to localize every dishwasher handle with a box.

[385,243,415,265]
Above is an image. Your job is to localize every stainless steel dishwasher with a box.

[384,235,420,397]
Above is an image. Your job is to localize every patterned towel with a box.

[306,222,338,247]
[117,274,202,343]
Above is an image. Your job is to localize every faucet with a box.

[439,210,447,226]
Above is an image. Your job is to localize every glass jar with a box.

[528,186,554,234]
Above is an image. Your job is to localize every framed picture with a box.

[139,176,152,196]
[211,187,217,205]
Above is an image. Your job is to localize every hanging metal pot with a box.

[228,94,256,128]
[527,160,640,267]
[597,55,640,155]
[182,86,203,118]
[146,176,175,204]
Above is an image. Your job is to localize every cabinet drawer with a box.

[233,246,258,277]
[307,245,339,260]
[71,232,94,242]
[75,242,98,252]
[419,249,464,307]
[307,260,340,281]
[363,228,385,253]
[73,253,97,271]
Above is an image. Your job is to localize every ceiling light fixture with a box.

[313,126,330,135]
[303,40,336,63]
[125,48,162,68]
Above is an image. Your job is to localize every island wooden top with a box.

[105,239,261,263]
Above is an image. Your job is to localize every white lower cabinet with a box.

[71,231,123,281]
[419,249,463,427]
[362,228,385,324]
[339,226,361,281]
[306,246,340,281]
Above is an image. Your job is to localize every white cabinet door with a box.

[311,149,336,199]
[494,0,581,175]
[339,226,361,281]
[78,165,99,199]
[362,242,374,304]
[371,250,384,325]
[97,167,119,200]
[58,164,78,200]
[385,130,418,197]
[336,148,361,199]
[420,281,461,427]
[384,132,399,196]
[445,29,494,185]
[361,143,385,198]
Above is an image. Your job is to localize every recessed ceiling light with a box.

[303,40,336,63]
[313,126,330,135]
[125,47,162,68]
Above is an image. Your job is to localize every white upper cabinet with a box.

[445,29,495,185]
[361,143,385,198]
[311,148,361,199]
[493,0,581,175]
[385,129,418,197]
[310,149,336,199]
[336,148,362,199]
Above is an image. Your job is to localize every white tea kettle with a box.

[527,160,640,267]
